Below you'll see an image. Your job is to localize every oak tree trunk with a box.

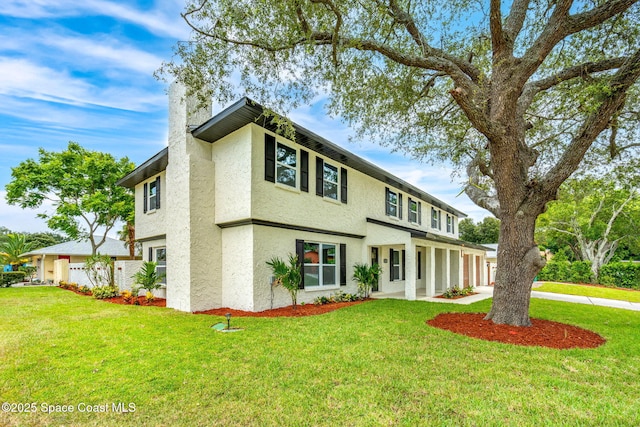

[485,214,545,326]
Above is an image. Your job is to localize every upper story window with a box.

[385,188,402,219]
[323,163,339,200]
[408,198,421,224]
[431,207,441,230]
[316,157,347,203]
[447,214,455,233]
[143,176,161,213]
[276,143,297,188]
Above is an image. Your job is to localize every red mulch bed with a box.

[195,300,369,317]
[104,295,166,307]
[427,312,606,349]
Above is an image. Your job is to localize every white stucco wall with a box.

[220,226,254,311]
[134,171,167,241]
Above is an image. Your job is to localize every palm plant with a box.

[0,234,35,271]
[266,254,302,308]
[132,261,165,292]
[353,263,382,298]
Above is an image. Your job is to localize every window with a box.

[323,162,339,200]
[155,248,166,284]
[302,242,337,287]
[143,176,161,213]
[447,215,454,233]
[431,207,441,230]
[148,247,166,284]
[316,157,347,203]
[276,142,297,187]
[409,198,421,224]
[385,188,402,218]
[389,249,405,281]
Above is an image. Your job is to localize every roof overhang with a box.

[117,147,168,189]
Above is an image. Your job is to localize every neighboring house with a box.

[484,243,498,285]
[21,237,131,283]
[117,83,488,313]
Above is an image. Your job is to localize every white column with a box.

[404,241,416,301]
[470,253,476,288]
[445,249,451,290]
[427,246,436,297]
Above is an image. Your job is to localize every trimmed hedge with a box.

[1,271,27,287]
[538,260,593,284]
[599,262,640,290]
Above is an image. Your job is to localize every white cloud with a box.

[0,59,165,111]
[0,191,52,233]
[1,0,189,39]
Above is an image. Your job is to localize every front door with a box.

[371,247,379,292]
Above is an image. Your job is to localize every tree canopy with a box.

[0,234,35,271]
[161,0,640,326]
[536,167,640,280]
[5,142,135,255]
[459,217,501,244]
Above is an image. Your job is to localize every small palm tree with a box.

[0,234,35,271]
[132,261,165,292]
[267,254,302,308]
[353,263,382,298]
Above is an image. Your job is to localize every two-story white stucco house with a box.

[118,83,488,312]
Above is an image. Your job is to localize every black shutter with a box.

[418,251,422,279]
[143,183,148,213]
[300,150,309,192]
[296,239,305,289]
[402,250,406,280]
[340,243,347,286]
[452,218,455,234]
[389,248,394,281]
[418,202,422,225]
[399,194,403,220]
[264,134,276,182]
[148,247,153,262]
[155,176,161,209]
[438,210,442,230]
[385,188,390,215]
[316,157,324,196]
[340,168,348,204]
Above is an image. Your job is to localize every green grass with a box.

[1,287,640,426]
[536,281,640,303]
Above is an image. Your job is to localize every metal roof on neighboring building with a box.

[21,237,130,257]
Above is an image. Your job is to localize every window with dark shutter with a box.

[296,239,305,289]
[300,150,309,192]
[385,188,391,215]
[155,176,161,209]
[264,134,276,182]
[340,168,347,204]
[316,157,324,196]
[340,243,346,286]
[143,183,148,213]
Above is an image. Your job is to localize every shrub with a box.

[569,261,593,284]
[121,290,134,304]
[92,285,119,299]
[442,285,475,299]
[145,291,155,303]
[598,262,640,289]
[538,260,572,282]
[0,271,27,287]
[18,265,37,282]
[78,285,92,294]
[85,254,114,288]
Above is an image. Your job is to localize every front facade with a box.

[119,83,488,312]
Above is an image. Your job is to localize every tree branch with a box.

[538,48,640,200]
[503,0,530,45]
[490,0,506,57]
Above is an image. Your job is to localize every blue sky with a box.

[0,0,490,236]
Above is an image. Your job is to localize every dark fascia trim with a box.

[218,218,365,239]
[366,218,490,251]
[136,234,167,243]
[191,98,466,218]
[117,147,168,189]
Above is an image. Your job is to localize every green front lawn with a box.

[536,281,640,303]
[2,287,640,426]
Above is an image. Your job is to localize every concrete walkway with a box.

[372,285,640,311]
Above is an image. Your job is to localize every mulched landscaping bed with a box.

[434,292,478,299]
[195,300,369,317]
[427,312,606,349]
[104,295,166,307]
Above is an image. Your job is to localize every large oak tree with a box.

[161,0,640,325]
